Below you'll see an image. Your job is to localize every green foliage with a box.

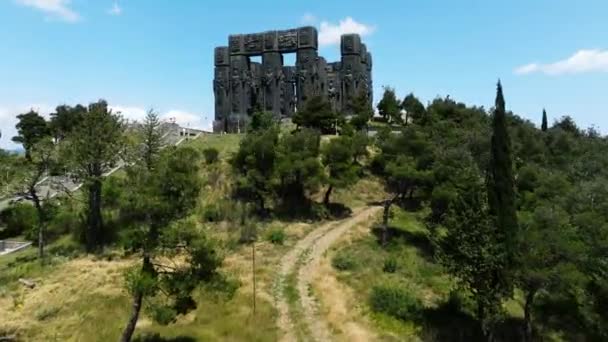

[265,227,285,245]
[274,128,324,206]
[332,251,356,271]
[401,93,426,125]
[349,90,373,130]
[293,96,341,134]
[50,104,85,142]
[12,110,51,160]
[541,109,548,132]
[321,135,360,204]
[377,86,402,124]
[370,284,423,321]
[231,123,279,212]
[63,100,126,252]
[248,111,276,132]
[0,203,37,239]
[202,147,219,165]
[487,82,518,280]
[382,257,398,273]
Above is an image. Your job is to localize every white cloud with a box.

[300,13,316,25]
[15,0,80,22]
[318,17,375,47]
[515,49,608,75]
[107,2,122,16]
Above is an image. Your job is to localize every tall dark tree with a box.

[401,93,426,125]
[377,86,401,123]
[12,110,51,160]
[349,90,373,130]
[486,81,518,277]
[120,147,221,342]
[321,135,359,205]
[541,108,548,132]
[293,96,340,134]
[140,110,163,171]
[64,100,125,252]
[49,104,86,142]
[232,116,279,212]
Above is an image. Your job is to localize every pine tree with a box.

[541,108,548,132]
[486,81,518,286]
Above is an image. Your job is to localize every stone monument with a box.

[213,26,372,132]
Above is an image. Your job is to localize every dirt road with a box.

[274,206,381,341]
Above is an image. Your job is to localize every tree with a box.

[274,128,324,207]
[22,140,57,261]
[64,100,125,252]
[349,90,373,130]
[516,206,586,342]
[293,96,340,134]
[249,111,276,132]
[49,104,86,142]
[486,81,518,287]
[321,135,359,205]
[541,108,548,132]
[377,86,401,123]
[401,93,426,125]
[140,110,164,171]
[438,179,505,341]
[12,110,51,160]
[373,125,433,244]
[120,147,221,342]
[232,122,279,212]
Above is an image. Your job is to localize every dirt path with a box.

[274,206,381,342]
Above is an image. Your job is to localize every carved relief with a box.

[278,29,298,50]
[214,28,372,131]
[244,34,263,54]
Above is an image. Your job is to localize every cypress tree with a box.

[487,81,518,283]
[541,108,548,132]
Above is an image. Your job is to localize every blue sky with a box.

[1,0,607,149]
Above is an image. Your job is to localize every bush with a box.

[202,148,220,164]
[383,257,398,273]
[0,203,37,239]
[332,251,356,271]
[370,284,422,321]
[266,228,285,245]
[202,203,222,222]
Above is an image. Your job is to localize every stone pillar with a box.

[281,66,296,117]
[340,34,363,115]
[213,46,230,132]
[296,26,319,109]
[262,30,282,117]
[228,34,250,132]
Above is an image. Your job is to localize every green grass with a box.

[185,133,242,159]
[330,207,453,339]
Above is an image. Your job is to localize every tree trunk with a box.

[323,185,333,206]
[382,196,397,247]
[29,184,44,263]
[477,301,493,342]
[524,288,537,342]
[86,179,103,252]
[120,256,151,342]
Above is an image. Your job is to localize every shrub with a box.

[370,284,422,321]
[332,251,356,271]
[266,228,285,245]
[383,257,398,273]
[202,148,220,164]
[0,203,37,239]
[202,203,222,222]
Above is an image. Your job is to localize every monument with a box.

[213,26,373,132]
